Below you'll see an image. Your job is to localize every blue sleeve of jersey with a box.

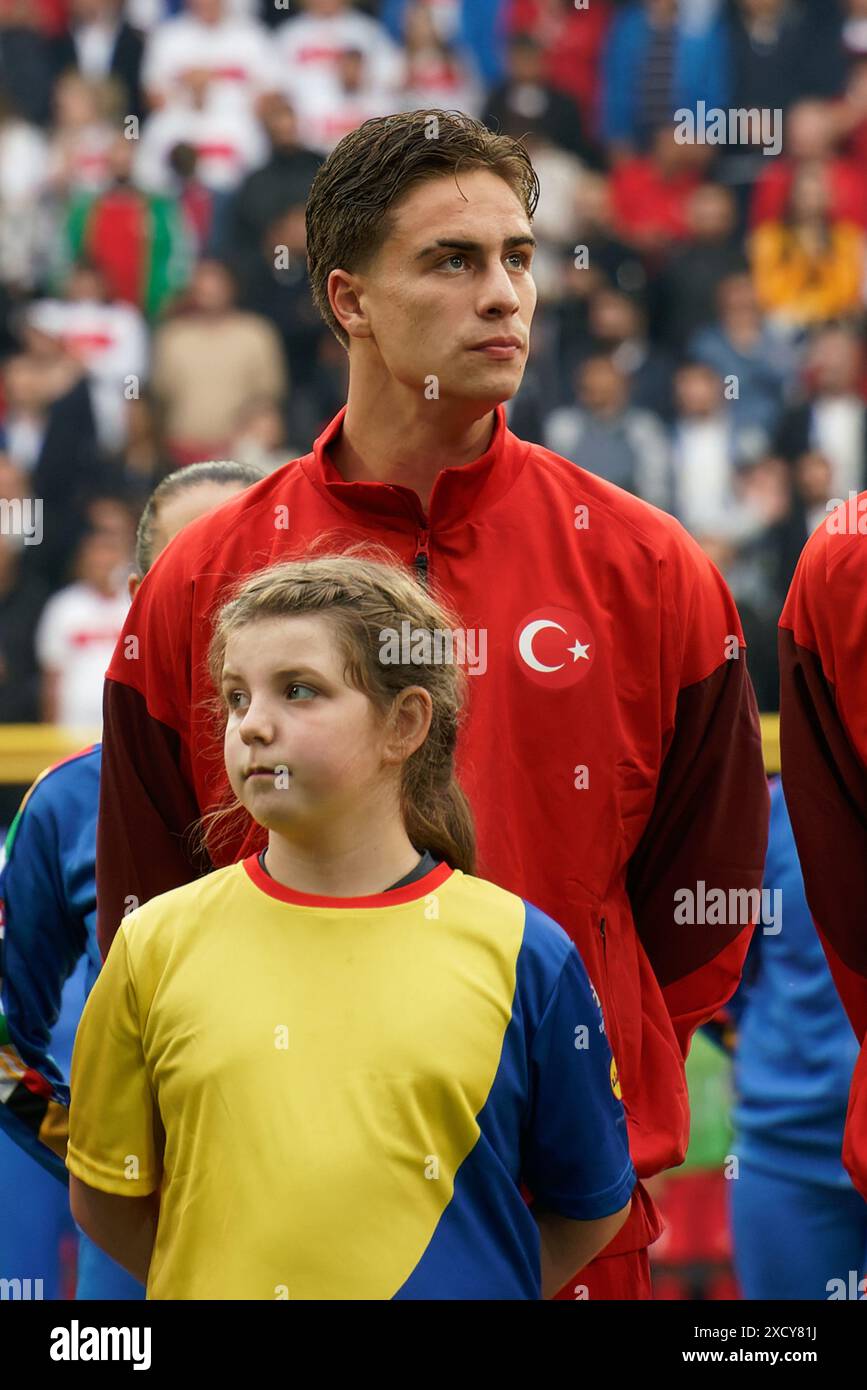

[522,944,636,1221]
[0,790,87,1182]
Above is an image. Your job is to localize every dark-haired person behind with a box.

[0,461,264,1299]
[96,108,768,1300]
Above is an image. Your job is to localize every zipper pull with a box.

[413,529,430,588]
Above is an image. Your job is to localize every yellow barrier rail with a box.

[0,717,783,785]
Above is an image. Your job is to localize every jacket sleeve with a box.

[96,547,209,961]
[779,508,867,1197]
[0,786,85,1183]
[626,534,770,1059]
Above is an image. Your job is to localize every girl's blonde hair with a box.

[199,543,477,875]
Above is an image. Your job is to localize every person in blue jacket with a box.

[726,776,867,1299]
[600,0,731,155]
[0,459,264,1298]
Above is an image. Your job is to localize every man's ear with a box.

[128,572,141,601]
[329,268,373,341]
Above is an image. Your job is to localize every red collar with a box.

[300,402,530,529]
[242,853,454,908]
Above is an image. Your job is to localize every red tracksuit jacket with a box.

[779,495,867,1199]
[98,404,769,1255]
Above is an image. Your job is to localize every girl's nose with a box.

[239,702,274,743]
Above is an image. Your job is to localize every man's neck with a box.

[330,381,498,513]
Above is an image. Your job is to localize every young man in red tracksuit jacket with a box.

[96,110,769,1299]
[779,491,867,1203]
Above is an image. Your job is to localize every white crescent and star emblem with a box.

[514,608,595,688]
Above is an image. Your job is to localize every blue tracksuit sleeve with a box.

[0,789,86,1182]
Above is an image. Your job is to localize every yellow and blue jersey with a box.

[68,854,636,1299]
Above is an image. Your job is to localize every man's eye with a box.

[507,252,529,269]
[287,684,317,701]
[441,254,467,271]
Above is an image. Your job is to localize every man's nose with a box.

[478,262,522,317]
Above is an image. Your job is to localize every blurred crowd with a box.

[0,0,863,725]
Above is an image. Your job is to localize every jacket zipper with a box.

[413,527,431,588]
[598,915,621,1056]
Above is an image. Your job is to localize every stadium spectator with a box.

[226,95,323,279]
[134,64,269,195]
[25,262,149,453]
[0,0,56,126]
[397,1,482,116]
[774,324,867,497]
[542,352,672,509]
[728,0,844,119]
[275,0,403,141]
[382,0,508,87]
[750,161,866,331]
[2,354,53,475]
[750,98,867,230]
[503,0,612,140]
[151,256,287,465]
[35,527,131,731]
[483,31,596,164]
[568,171,646,301]
[47,72,123,198]
[292,45,397,157]
[50,0,145,122]
[584,286,676,421]
[654,184,747,352]
[0,521,50,725]
[670,360,760,538]
[59,130,193,318]
[141,0,278,116]
[600,0,730,159]
[609,126,709,256]
[0,93,52,292]
[688,271,796,448]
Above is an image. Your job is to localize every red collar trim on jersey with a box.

[300,402,530,527]
[242,853,454,908]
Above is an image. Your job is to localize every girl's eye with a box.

[287,684,317,701]
[227,690,247,709]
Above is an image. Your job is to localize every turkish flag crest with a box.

[513,606,596,689]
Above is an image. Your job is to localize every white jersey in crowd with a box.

[141,13,280,114]
[135,97,270,193]
[275,9,404,109]
[26,299,150,451]
[35,582,131,731]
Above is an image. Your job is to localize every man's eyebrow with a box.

[414,234,537,260]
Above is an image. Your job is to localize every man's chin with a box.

[429,364,526,408]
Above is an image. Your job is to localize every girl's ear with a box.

[383,687,433,765]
